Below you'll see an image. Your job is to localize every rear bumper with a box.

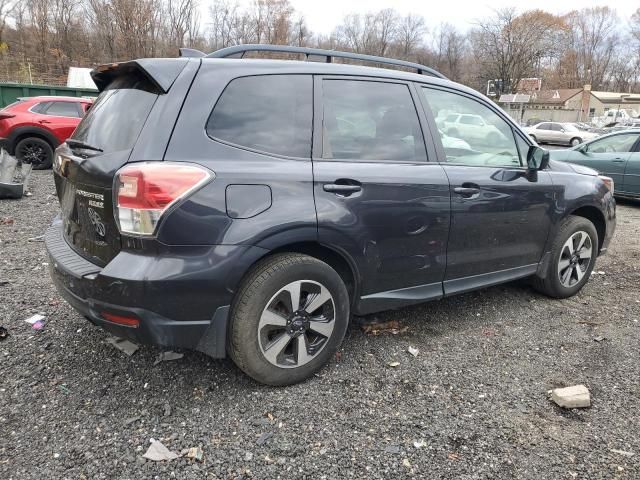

[45,219,267,357]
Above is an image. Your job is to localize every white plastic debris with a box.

[142,439,178,462]
[407,346,419,357]
[24,314,45,330]
[154,351,184,365]
[387,361,400,368]
[106,336,139,356]
[551,384,591,408]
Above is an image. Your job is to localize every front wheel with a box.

[229,253,350,386]
[15,137,54,170]
[532,216,598,298]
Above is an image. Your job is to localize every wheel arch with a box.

[9,126,59,154]
[261,241,360,310]
[569,205,606,252]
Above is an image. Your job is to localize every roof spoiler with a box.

[179,48,205,58]
[91,58,189,93]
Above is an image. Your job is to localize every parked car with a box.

[550,129,640,198]
[525,122,599,146]
[438,113,509,146]
[46,45,616,386]
[0,96,92,169]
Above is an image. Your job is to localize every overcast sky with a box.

[286,0,639,33]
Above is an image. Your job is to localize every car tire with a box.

[570,137,582,147]
[228,253,350,386]
[532,216,598,299]
[15,137,54,170]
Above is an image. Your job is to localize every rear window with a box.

[71,75,158,153]
[44,101,81,117]
[206,75,312,158]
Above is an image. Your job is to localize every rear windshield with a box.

[71,74,158,154]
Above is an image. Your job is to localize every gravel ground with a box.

[1,171,639,479]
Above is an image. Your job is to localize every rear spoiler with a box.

[91,58,190,93]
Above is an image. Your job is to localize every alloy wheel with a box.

[17,141,47,166]
[258,280,335,368]
[557,231,593,288]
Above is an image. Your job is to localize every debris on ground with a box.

[359,319,408,335]
[384,445,401,454]
[0,151,33,198]
[24,314,45,330]
[124,416,141,426]
[106,336,139,356]
[407,346,419,357]
[142,439,179,462]
[256,432,273,446]
[27,234,45,242]
[185,446,204,462]
[163,403,172,417]
[57,384,71,395]
[154,350,184,365]
[594,336,606,342]
[0,326,8,340]
[0,217,13,225]
[551,384,591,409]
[413,440,426,448]
[387,361,400,368]
[610,449,634,457]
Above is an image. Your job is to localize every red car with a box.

[0,96,92,169]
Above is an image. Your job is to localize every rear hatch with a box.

[54,60,188,266]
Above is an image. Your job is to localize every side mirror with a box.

[526,145,550,171]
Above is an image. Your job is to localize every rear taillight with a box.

[599,175,614,195]
[115,162,212,236]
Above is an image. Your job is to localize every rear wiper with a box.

[66,139,103,152]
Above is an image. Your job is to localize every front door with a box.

[419,86,556,295]
[313,77,450,314]
[565,132,639,188]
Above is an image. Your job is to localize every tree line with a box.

[2,0,640,95]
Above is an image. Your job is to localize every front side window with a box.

[421,88,521,167]
[44,101,81,117]
[586,134,639,153]
[207,75,312,158]
[321,80,426,161]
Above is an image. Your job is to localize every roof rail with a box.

[206,44,447,79]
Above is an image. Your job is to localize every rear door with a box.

[313,77,450,312]
[419,86,556,294]
[535,123,553,143]
[36,101,83,141]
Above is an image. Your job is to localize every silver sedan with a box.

[525,122,599,147]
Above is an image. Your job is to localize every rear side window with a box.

[71,75,158,154]
[31,102,50,114]
[45,101,81,117]
[206,75,312,158]
[321,80,426,161]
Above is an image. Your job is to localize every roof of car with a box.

[199,57,467,93]
[19,96,92,102]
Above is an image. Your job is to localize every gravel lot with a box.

[1,171,639,479]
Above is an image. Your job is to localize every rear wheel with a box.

[15,137,53,170]
[570,137,582,147]
[229,253,349,386]
[532,216,598,298]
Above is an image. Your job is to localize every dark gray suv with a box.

[46,45,616,385]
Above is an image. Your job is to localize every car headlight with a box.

[599,175,614,195]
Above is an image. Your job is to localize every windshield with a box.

[71,75,158,154]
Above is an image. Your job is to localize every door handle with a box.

[612,159,625,163]
[38,119,51,124]
[323,184,362,195]
[454,186,481,198]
